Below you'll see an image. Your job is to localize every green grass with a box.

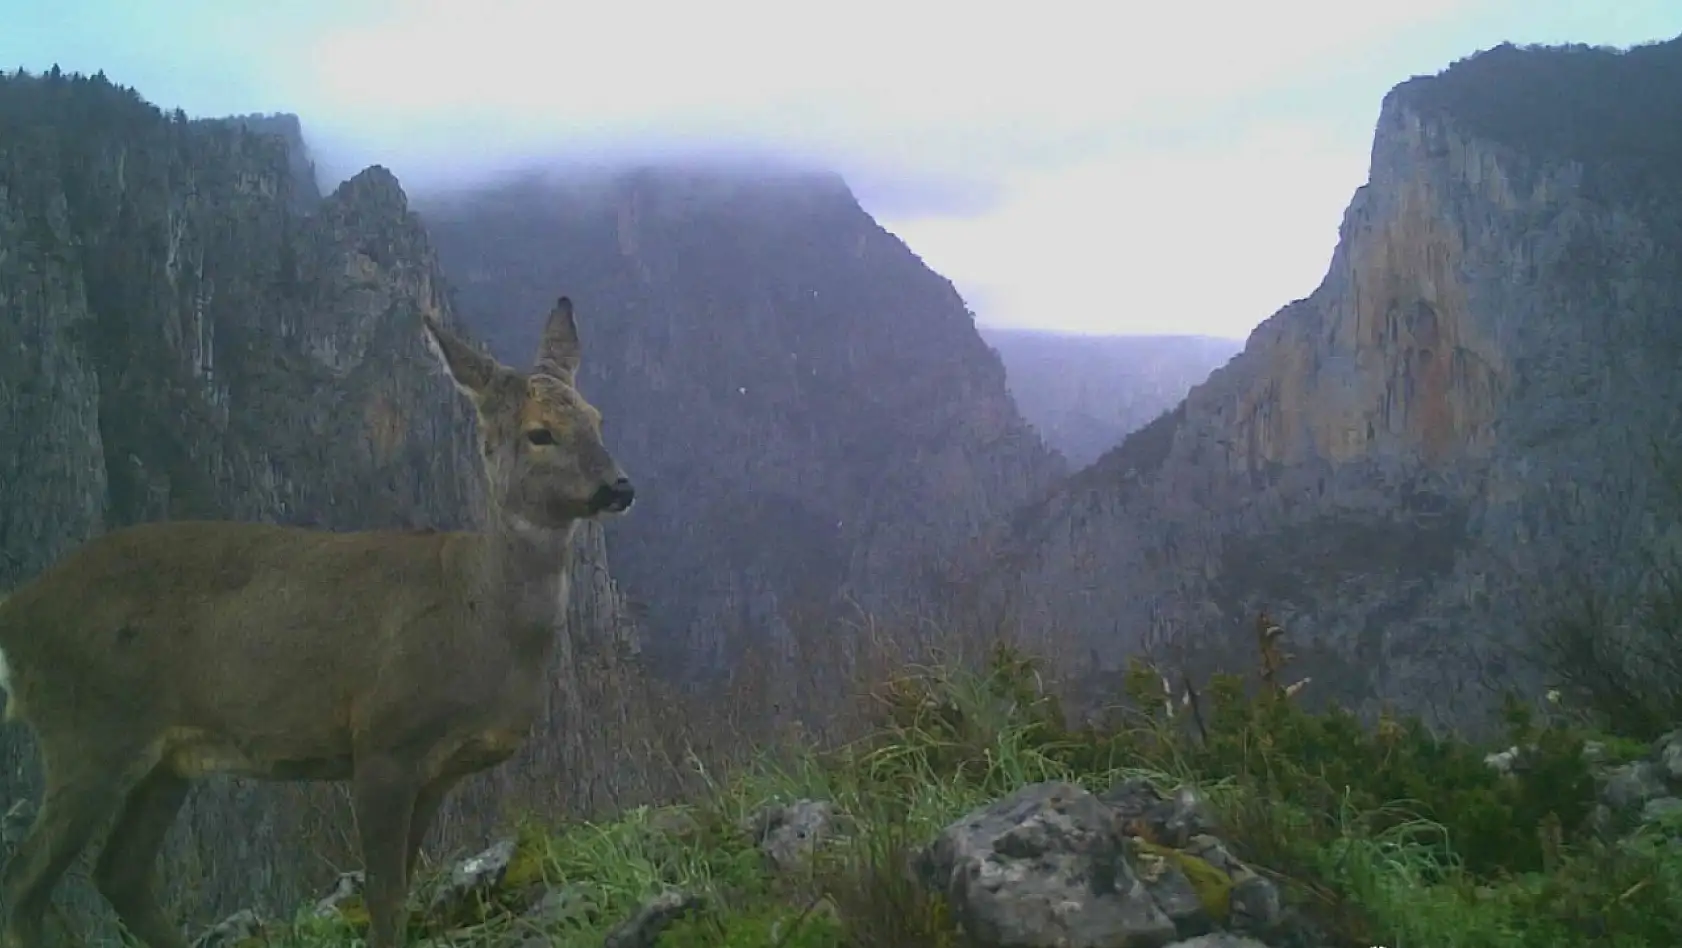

[251,644,1682,948]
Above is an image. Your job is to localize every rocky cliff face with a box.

[0,70,635,930]
[421,168,1064,678]
[212,111,322,212]
[981,328,1241,468]
[985,39,1682,730]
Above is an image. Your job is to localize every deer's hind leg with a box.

[93,761,191,948]
[1,730,155,948]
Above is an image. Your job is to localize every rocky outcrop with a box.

[981,328,1242,468]
[741,798,837,872]
[980,39,1682,730]
[1581,728,1682,837]
[421,168,1064,681]
[207,111,322,212]
[921,780,1296,948]
[1482,726,1682,847]
[0,69,637,934]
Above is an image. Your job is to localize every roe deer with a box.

[0,296,633,948]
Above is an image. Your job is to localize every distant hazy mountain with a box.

[980,327,1242,467]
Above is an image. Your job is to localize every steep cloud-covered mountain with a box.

[420,168,1064,676]
[979,38,1682,730]
[980,328,1242,467]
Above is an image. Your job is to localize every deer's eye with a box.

[525,428,556,446]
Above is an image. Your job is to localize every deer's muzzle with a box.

[590,477,636,514]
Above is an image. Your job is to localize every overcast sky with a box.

[5,1,1678,337]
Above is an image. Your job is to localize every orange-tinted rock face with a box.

[984,40,1682,734]
[1216,108,1542,475]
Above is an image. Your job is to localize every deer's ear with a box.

[422,314,499,401]
[533,296,581,384]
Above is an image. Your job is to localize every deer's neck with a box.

[474,510,580,663]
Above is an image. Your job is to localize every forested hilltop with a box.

[1399,37,1682,193]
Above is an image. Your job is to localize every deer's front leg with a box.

[352,755,421,948]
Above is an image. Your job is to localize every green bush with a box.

[1125,667,1596,878]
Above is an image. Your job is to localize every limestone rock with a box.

[1164,935,1272,948]
[602,888,705,948]
[920,781,1180,948]
[190,909,267,948]
[742,798,837,872]
[1102,777,1218,848]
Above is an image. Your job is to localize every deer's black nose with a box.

[591,477,635,513]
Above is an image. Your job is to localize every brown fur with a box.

[0,297,632,948]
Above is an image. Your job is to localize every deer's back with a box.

[0,520,477,743]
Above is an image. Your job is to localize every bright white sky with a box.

[4,0,1679,337]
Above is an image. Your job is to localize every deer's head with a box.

[423,297,632,531]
